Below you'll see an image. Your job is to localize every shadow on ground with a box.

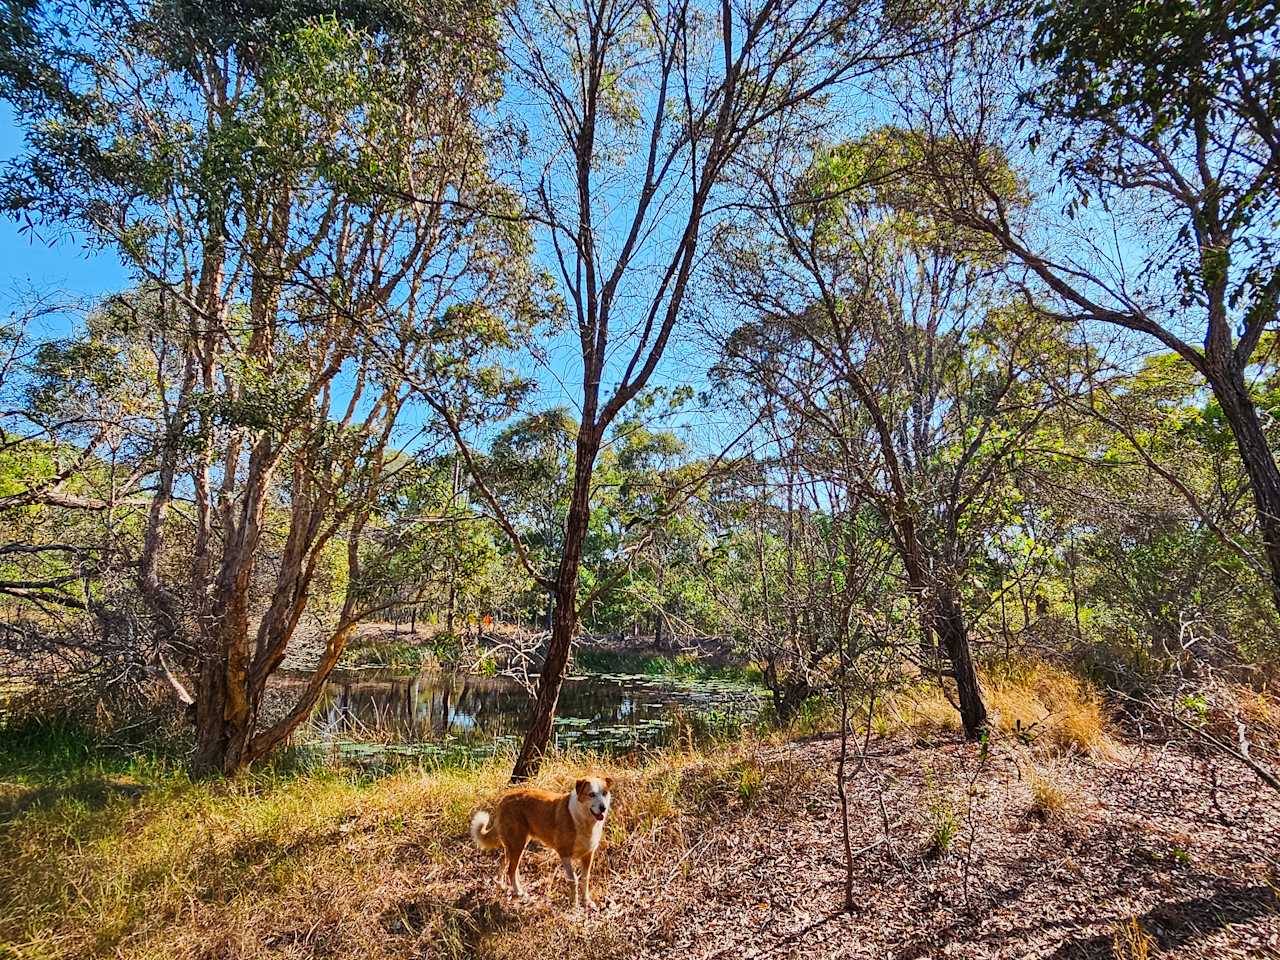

[1049,883,1280,959]
[0,776,149,825]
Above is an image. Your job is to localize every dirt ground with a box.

[449,736,1280,959]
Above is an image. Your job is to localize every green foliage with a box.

[797,124,1025,263]
[573,648,759,684]
[355,454,521,626]
[1028,344,1280,665]
[1027,0,1279,350]
[0,0,1277,784]
[1029,0,1278,135]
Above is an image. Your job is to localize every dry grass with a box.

[0,736,805,960]
[879,684,964,738]
[1111,917,1154,960]
[1226,686,1280,752]
[1024,759,1078,821]
[881,660,1113,756]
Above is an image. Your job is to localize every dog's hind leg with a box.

[505,840,528,898]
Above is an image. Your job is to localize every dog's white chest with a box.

[573,818,603,856]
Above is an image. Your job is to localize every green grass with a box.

[340,635,456,671]
[574,648,762,684]
[922,766,959,857]
[0,715,185,790]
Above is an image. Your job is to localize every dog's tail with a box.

[470,809,501,850]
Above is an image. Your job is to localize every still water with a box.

[295,670,765,761]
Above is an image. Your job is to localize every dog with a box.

[470,776,613,911]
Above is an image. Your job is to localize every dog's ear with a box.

[575,778,589,796]
[604,776,614,793]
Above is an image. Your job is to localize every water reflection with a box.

[300,671,762,753]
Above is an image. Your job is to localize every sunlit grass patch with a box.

[881,683,964,740]
[0,720,787,960]
[985,660,1112,756]
[1111,917,1154,960]
[876,659,1113,756]
[572,647,761,684]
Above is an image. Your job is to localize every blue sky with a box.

[0,102,128,332]
[0,94,716,449]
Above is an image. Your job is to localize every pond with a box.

[289,669,765,764]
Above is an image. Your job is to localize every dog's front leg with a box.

[560,856,579,906]
[578,850,596,911]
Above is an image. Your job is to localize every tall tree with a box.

[0,0,530,774]
[424,0,935,781]
[713,129,1065,738]
[916,0,1280,614]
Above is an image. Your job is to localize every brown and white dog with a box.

[470,777,613,910]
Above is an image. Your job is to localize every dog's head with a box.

[574,777,613,822]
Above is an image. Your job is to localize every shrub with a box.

[882,683,963,740]
[922,768,958,857]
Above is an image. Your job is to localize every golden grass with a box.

[1111,917,1154,960]
[1025,759,1077,821]
[987,661,1112,756]
[879,685,963,738]
[880,660,1113,756]
[1232,687,1280,751]
[0,656,1129,959]
[0,741,802,960]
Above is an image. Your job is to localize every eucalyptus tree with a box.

[591,397,712,646]
[0,297,157,616]
[910,0,1280,615]
[1026,351,1278,663]
[0,0,531,774]
[712,129,1069,739]
[355,453,516,637]
[421,0,942,781]
[702,439,896,723]
[0,298,166,689]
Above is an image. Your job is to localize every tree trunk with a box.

[190,648,254,776]
[190,612,358,776]
[512,589,578,780]
[934,590,988,740]
[1210,365,1280,617]
[772,676,812,725]
[511,431,600,781]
